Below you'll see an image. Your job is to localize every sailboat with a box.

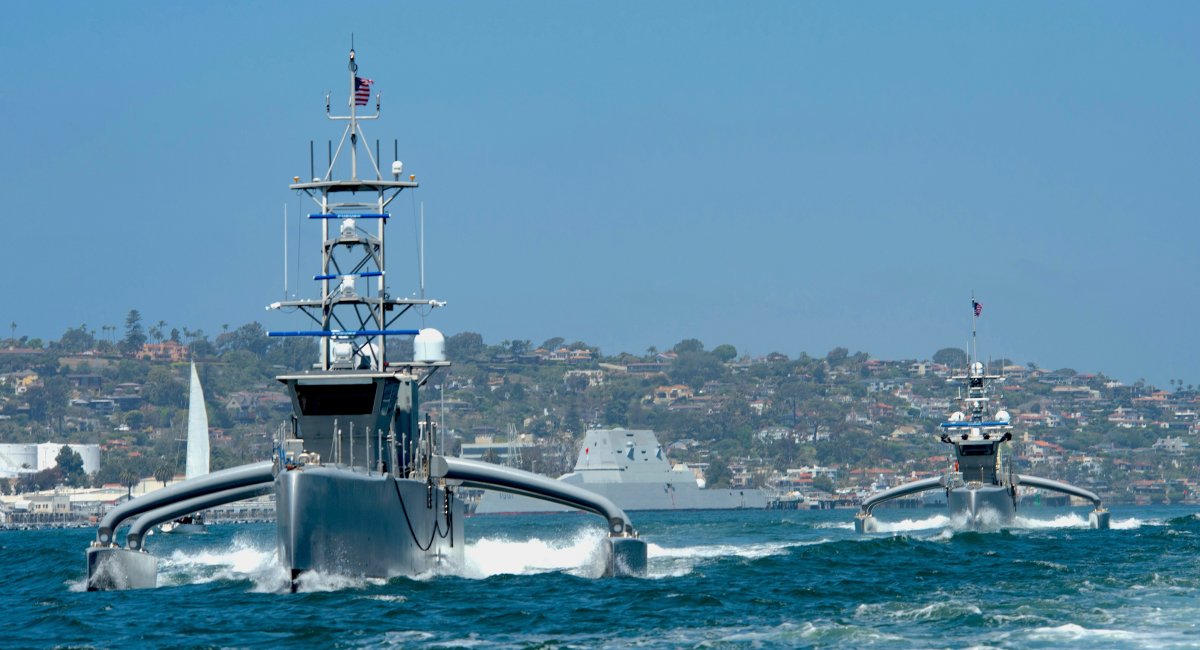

[160,362,211,534]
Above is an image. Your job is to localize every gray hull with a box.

[476,479,768,514]
[946,485,1016,527]
[476,427,768,514]
[276,466,463,578]
[86,547,158,591]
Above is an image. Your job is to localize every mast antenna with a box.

[283,203,288,298]
[419,202,426,300]
[971,290,978,367]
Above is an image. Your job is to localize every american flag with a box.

[354,76,373,106]
[972,300,983,317]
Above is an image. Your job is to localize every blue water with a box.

[3,506,1198,648]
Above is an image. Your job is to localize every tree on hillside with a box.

[705,457,731,488]
[55,445,87,487]
[122,309,147,353]
[825,347,850,365]
[57,324,97,352]
[266,336,317,370]
[564,373,590,393]
[16,467,63,493]
[670,350,724,389]
[672,339,705,354]
[27,376,70,425]
[933,347,968,368]
[447,332,485,360]
[144,366,186,408]
[712,344,737,362]
[217,322,270,357]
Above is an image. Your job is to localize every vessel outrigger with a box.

[854,299,1110,533]
[86,48,647,590]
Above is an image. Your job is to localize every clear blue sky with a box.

[3,2,1197,388]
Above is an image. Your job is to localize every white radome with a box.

[413,328,446,362]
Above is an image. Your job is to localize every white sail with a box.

[185,362,210,479]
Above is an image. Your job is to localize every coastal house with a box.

[646,384,694,405]
[563,369,605,388]
[1152,436,1189,453]
[67,374,103,393]
[755,426,793,443]
[9,371,39,395]
[1108,407,1144,428]
[889,425,920,439]
[136,340,189,362]
[627,361,671,376]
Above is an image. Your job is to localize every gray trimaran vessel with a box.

[86,48,647,590]
[854,298,1110,533]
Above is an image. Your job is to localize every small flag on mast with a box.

[972,300,983,317]
[354,77,373,106]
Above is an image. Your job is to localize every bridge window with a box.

[296,384,375,415]
[959,444,994,456]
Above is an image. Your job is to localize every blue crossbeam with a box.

[313,271,384,281]
[940,421,1010,428]
[268,329,419,337]
[307,218,391,223]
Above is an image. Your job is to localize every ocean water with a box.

[3,505,1198,648]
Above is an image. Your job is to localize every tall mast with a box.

[349,48,358,180]
[268,48,443,371]
[970,290,978,367]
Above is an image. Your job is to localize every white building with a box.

[0,442,101,477]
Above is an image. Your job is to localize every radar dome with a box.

[995,410,1011,423]
[971,361,984,375]
[949,411,965,422]
[413,328,446,362]
[331,340,354,364]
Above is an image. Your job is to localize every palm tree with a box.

[119,470,139,499]
[154,461,174,487]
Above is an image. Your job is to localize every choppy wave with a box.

[10,505,1200,648]
[462,528,610,579]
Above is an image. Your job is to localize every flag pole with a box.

[348,47,358,180]
[971,291,978,368]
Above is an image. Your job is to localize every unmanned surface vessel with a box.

[85,48,647,590]
[854,299,1110,533]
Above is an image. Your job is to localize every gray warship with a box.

[854,298,1110,532]
[475,427,769,514]
[85,48,647,590]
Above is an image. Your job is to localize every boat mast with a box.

[269,48,442,370]
[970,290,978,368]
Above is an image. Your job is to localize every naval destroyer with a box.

[475,428,769,514]
[854,298,1110,532]
[85,47,647,590]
